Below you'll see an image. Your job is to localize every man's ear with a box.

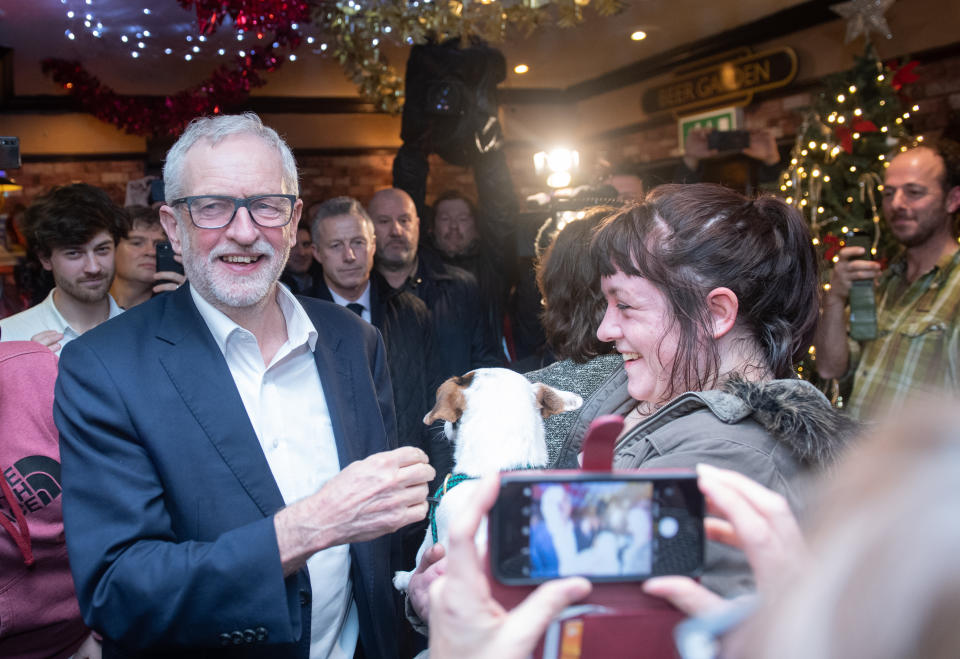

[706,287,739,339]
[288,200,303,249]
[159,206,183,254]
[38,254,53,272]
[945,186,960,215]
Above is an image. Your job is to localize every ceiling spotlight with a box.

[631,30,647,41]
[514,64,529,74]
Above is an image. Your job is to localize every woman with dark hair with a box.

[525,208,625,467]
[548,183,856,596]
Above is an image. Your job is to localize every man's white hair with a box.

[162,112,299,204]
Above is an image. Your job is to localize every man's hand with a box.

[682,127,716,171]
[826,246,882,303]
[642,464,807,618]
[742,129,780,166]
[275,446,434,574]
[407,543,446,622]
[152,252,186,294]
[428,476,591,659]
[30,329,64,354]
[152,270,187,294]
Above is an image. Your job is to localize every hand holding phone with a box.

[155,240,185,291]
[428,476,591,659]
[643,464,807,617]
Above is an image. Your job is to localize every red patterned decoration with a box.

[41,55,273,137]
[178,0,309,50]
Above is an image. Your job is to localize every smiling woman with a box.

[550,183,857,598]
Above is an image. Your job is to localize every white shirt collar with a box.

[327,280,371,312]
[49,289,124,336]
[189,283,318,357]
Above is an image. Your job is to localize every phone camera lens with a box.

[658,516,679,539]
[664,487,674,497]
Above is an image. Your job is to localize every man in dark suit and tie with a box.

[54,113,434,658]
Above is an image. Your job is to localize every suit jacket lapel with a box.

[155,286,286,517]
[306,308,363,469]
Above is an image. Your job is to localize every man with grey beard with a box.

[54,113,432,659]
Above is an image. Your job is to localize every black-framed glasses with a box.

[171,195,297,229]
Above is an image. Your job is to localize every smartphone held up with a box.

[489,472,704,585]
[155,240,184,287]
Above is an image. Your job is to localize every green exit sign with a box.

[678,106,743,151]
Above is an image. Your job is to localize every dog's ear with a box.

[533,383,584,419]
[423,378,467,425]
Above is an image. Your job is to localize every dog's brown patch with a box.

[423,376,469,425]
[453,371,476,388]
[535,383,565,419]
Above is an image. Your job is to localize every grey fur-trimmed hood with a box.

[701,376,858,467]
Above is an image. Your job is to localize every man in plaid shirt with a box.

[815,139,960,421]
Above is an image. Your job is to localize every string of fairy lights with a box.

[56,0,326,62]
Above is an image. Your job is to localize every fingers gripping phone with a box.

[155,240,184,286]
[489,472,704,585]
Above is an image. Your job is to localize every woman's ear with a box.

[706,287,739,339]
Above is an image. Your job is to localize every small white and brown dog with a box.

[393,367,582,591]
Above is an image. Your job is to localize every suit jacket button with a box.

[299,590,311,606]
[243,629,256,644]
[231,630,244,645]
[219,633,231,646]
[255,626,269,642]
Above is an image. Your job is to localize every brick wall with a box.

[10,159,146,207]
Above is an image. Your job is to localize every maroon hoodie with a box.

[0,342,88,658]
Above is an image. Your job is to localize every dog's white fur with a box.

[392,367,582,591]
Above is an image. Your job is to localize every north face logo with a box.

[2,455,62,517]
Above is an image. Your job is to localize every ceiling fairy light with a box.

[54,0,323,63]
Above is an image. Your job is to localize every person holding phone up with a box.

[109,205,186,309]
[814,140,960,421]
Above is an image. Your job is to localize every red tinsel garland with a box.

[41,0,309,137]
[42,55,275,137]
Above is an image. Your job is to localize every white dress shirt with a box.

[0,288,123,347]
[191,284,359,659]
[327,282,372,324]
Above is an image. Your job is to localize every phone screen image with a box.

[491,474,703,584]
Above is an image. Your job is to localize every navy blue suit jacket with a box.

[55,285,401,658]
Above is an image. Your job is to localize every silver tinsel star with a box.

[831,0,895,44]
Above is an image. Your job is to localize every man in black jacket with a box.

[306,196,441,458]
[368,188,502,380]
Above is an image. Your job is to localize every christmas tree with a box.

[777,45,917,387]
